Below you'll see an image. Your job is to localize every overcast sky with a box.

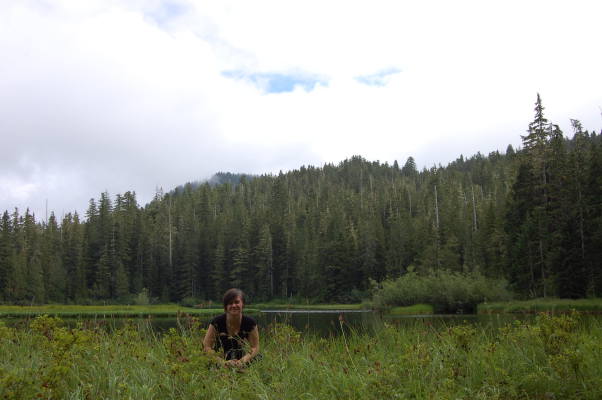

[1,0,601,220]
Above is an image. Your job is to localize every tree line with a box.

[0,95,600,304]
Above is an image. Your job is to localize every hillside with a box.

[1,98,601,304]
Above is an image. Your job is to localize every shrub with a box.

[134,288,150,306]
[371,269,512,313]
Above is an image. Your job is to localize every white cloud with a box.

[0,0,601,218]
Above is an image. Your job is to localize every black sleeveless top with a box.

[210,314,257,360]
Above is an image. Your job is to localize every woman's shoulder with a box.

[210,313,227,326]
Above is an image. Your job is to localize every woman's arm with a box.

[202,323,217,354]
[240,325,260,364]
[204,324,229,366]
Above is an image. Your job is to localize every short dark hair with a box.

[223,288,245,310]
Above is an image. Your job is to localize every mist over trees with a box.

[0,96,601,304]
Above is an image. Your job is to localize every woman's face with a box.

[226,295,244,315]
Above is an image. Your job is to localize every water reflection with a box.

[146,311,539,336]
[2,311,598,337]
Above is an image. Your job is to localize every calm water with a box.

[1,310,558,336]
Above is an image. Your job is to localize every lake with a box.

[254,310,539,336]
[1,309,577,336]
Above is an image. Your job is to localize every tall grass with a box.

[1,312,601,399]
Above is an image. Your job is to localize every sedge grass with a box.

[1,313,602,399]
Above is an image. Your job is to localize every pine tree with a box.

[401,156,417,177]
[93,245,111,299]
[545,129,585,297]
[84,198,100,290]
[513,94,559,297]
[211,235,227,299]
[254,224,273,299]
[521,99,547,175]
[98,191,113,246]
[43,213,66,302]
[113,259,129,299]
[26,243,45,303]
[6,209,26,302]
[63,212,87,301]
[585,142,602,296]
[505,162,538,295]
[23,210,44,303]
[0,211,12,301]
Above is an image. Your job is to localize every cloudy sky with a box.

[1,0,601,220]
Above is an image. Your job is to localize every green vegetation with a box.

[370,269,512,313]
[0,305,256,318]
[0,304,364,318]
[478,298,602,314]
[389,304,433,315]
[1,95,601,307]
[2,313,602,399]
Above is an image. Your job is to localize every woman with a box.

[203,288,260,367]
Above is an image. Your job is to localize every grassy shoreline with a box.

[478,298,602,314]
[389,304,434,315]
[0,304,367,318]
[4,298,602,318]
[0,305,232,318]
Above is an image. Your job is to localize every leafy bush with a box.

[371,269,512,313]
[134,288,150,306]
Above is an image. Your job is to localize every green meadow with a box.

[2,312,602,399]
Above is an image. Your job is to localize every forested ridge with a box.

[1,96,601,304]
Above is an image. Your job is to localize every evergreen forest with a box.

[1,95,601,305]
